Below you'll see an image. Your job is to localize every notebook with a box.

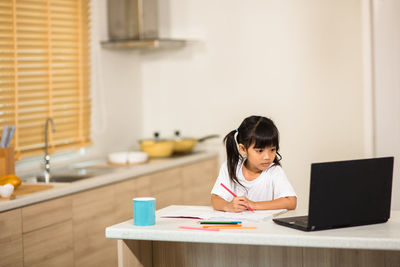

[273,157,394,231]
[159,205,286,222]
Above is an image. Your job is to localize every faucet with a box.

[44,118,55,183]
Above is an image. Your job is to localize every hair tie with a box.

[234,129,239,144]
[234,129,245,160]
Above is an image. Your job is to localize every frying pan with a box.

[139,132,175,158]
[173,131,219,154]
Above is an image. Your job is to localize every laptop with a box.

[273,157,394,231]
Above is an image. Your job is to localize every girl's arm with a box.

[248,196,297,210]
[211,194,249,212]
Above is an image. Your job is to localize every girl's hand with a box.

[227,196,249,212]
[243,197,256,211]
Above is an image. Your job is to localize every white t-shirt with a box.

[211,161,297,202]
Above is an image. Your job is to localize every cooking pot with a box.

[173,131,219,154]
[139,132,175,158]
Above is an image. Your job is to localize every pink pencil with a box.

[179,226,219,232]
[220,183,255,212]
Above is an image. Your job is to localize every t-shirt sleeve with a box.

[210,162,235,202]
[271,166,297,199]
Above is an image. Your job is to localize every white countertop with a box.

[0,151,218,212]
[106,205,400,251]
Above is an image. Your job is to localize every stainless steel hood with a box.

[101,0,185,49]
[101,39,186,49]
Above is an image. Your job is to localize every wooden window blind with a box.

[0,0,91,160]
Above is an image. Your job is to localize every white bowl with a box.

[128,151,148,164]
[108,151,148,165]
[0,183,14,198]
[108,152,128,165]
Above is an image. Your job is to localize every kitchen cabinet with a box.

[181,158,218,206]
[21,197,74,267]
[149,168,183,210]
[23,221,74,267]
[0,156,218,266]
[0,209,23,267]
[21,196,73,233]
[73,186,117,267]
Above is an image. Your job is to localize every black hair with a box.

[223,116,282,188]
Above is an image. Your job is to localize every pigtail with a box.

[223,130,245,189]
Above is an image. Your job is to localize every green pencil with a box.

[199,221,242,224]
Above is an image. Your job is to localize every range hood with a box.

[101,0,185,49]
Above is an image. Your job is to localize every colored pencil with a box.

[199,221,242,225]
[202,224,242,228]
[220,183,255,212]
[179,226,220,231]
[161,216,203,219]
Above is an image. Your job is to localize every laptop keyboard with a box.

[281,215,309,227]
[292,216,309,227]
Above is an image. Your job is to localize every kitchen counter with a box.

[106,205,400,267]
[0,151,218,212]
[107,205,400,251]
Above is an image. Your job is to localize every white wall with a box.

[81,0,400,210]
[136,0,367,209]
[89,0,144,155]
[17,0,377,211]
[372,0,400,210]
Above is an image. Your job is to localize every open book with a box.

[159,206,286,222]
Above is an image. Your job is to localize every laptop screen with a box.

[308,157,394,229]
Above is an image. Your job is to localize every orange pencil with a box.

[221,183,254,212]
[202,224,242,228]
[179,226,220,231]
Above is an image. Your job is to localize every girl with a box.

[211,116,297,212]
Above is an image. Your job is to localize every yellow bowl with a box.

[173,139,197,154]
[140,141,175,158]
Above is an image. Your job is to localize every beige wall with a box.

[18,0,376,210]
[137,0,366,209]
[88,0,143,155]
[82,0,400,211]
[372,0,400,210]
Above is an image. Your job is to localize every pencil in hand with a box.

[220,183,254,212]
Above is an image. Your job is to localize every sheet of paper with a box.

[158,206,286,222]
[208,209,286,222]
[158,206,215,219]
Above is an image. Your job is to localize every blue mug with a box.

[133,197,156,226]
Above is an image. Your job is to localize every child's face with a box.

[239,143,277,172]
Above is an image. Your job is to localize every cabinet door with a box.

[73,186,117,267]
[0,209,23,267]
[149,168,183,210]
[182,157,218,205]
[113,175,151,223]
[22,197,73,267]
[22,196,73,233]
[23,220,74,267]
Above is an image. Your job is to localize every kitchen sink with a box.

[33,174,93,183]
[24,166,114,183]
